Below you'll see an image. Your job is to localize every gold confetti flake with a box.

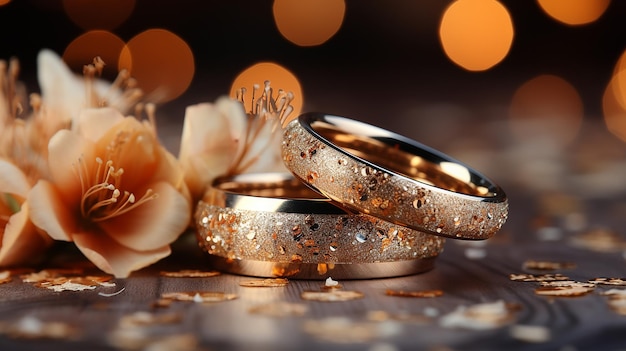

[366,310,433,324]
[112,333,199,351]
[509,273,570,282]
[109,313,198,351]
[534,285,594,297]
[0,316,77,340]
[509,324,551,343]
[32,275,115,292]
[20,269,85,283]
[19,269,115,292]
[160,291,238,303]
[540,281,595,288]
[159,270,221,278]
[385,289,443,298]
[607,298,626,315]
[0,270,11,284]
[301,290,364,302]
[321,277,342,290]
[140,334,199,351]
[596,289,626,316]
[439,300,519,330]
[588,278,626,286]
[302,317,401,343]
[41,281,98,292]
[248,302,308,317]
[366,310,393,322]
[569,228,626,252]
[600,289,626,297]
[522,260,576,271]
[118,311,183,328]
[239,278,289,287]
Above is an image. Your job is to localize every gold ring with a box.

[282,113,508,240]
[194,173,445,279]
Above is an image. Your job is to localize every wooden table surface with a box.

[0,189,625,351]
[2,113,626,351]
[1,2,626,348]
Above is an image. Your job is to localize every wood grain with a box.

[0,196,625,351]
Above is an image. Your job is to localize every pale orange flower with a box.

[37,49,141,130]
[0,160,52,267]
[178,82,294,202]
[27,107,192,278]
[0,58,54,267]
[178,97,246,202]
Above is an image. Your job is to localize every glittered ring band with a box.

[282,113,508,240]
[194,173,445,279]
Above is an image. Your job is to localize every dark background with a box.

[2,0,626,197]
[2,1,625,121]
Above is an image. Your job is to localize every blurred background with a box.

[2,0,626,222]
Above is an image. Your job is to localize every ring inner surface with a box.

[310,120,496,197]
[208,174,347,214]
[216,175,327,199]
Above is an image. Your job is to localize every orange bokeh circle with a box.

[119,29,195,104]
[439,0,514,71]
[63,30,126,78]
[230,62,303,124]
[273,0,345,47]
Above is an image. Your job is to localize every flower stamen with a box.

[229,80,294,175]
[75,156,158,223]
[80,57,144,118]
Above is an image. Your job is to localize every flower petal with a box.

[37,49,85,125]
[73,231,171,278]
[178,102,240,160]
[215,96,247,139]
[0,202,53,267]
[178,102,241,200]
[47,129,95,200]
[0,159,31,197]
[154,150,187,191]
[27,180,76,241]
[76,108,125,142]
[215,96,250,163]
[37,49,125,126]
[244,120,287,173]
[103,118,161,190]
[99,181,191,251]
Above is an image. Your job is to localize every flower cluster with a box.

[0,50,293,278]
[179,81,294,203]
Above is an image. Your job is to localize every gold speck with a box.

[239,278,289,287]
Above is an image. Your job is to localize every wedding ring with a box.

[194,173,445,279]
[282,113,508,240]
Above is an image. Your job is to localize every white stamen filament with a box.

[75,155,158,222]
[228,80,295,175]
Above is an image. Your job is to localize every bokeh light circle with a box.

[603,70,626,142]
[119,29,195,104]
[610,50,626,111]
[230,62,303,124]
[439,0,514,71]
[509,74,584,146]
[537,0,610,26]
[273,0,345,47]
[62,0,135,30]
[63,30,126,79]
